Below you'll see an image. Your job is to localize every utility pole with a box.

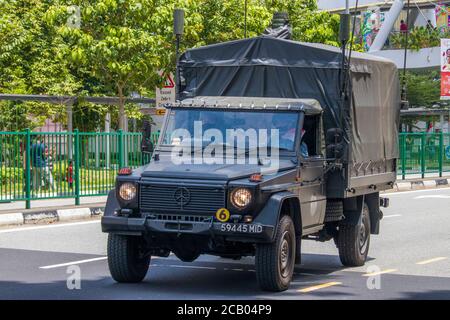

[174,9,185,101]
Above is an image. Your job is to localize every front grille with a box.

[140,183,226,214]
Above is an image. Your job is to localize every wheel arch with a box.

[254,191,302,241]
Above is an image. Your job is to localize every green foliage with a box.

[402,71,442,108]
[391,27,449,51]
[0,167,24,186]
[268,0,340,46]
[1,0,340,131]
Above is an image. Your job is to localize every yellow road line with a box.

[362,269,397,277]
[298,281,342,293]
[416,257,447,265]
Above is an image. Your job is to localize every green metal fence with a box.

[399,132,450,180]
[1,131,449,208]
[0,130,158,208]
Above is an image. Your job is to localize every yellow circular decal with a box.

[215,208,230,222]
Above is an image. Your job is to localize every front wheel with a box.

[107,234,150,283]
[255,215,296,292]
[337,203,371,267]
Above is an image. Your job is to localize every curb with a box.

[393,178,450,192]
[0,206,104,227]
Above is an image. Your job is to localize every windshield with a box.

[161,108,300,152]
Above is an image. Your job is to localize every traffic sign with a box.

[155,108,166,116]
[156,71,175,108]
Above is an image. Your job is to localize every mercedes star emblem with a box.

[174,187,191,207]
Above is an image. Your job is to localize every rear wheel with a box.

[255,215,296,292]
[337,203,371,267]
[107,234,150,283]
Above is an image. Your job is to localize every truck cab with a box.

[102,96,382,292]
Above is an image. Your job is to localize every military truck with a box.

[102,36,400,291]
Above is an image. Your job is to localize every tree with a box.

[1,0,340,131]
[266,0,340,46]
[0,0,82,130]
[47,0,174,130]
[403,71,442,108]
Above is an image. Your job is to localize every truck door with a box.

[298,114,327,231]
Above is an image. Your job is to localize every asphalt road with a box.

[1,187,450,300]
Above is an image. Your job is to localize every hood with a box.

[141,153,295,180]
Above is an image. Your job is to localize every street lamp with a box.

[174,9,184,101]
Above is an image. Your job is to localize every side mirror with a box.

[326,128,344,144]
[141,120,154,153]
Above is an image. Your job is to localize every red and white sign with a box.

[156,71,176,108]
[441,39,450,99]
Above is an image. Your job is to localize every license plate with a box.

[219,223,263,234]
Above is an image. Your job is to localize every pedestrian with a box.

[30,138,46,193]
[400,20,408,33]
[43,148,55,192]
[67,160,74,189]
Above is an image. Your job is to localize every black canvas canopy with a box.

[179,36,401,165]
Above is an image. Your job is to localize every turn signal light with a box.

[118,167,132,175]
[249,173,263,182]
[243,215,253,223]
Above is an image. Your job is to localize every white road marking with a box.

[416,257,448,265]
[414,195,450,199]
[297,281,342,293]
[362,268,397,277]
[384,187,450,196]
[40,256,107,269]
[383,214,402,218]
[0,220,100,234]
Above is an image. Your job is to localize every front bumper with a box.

[101,215,275,243]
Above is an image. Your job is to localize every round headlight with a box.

[119,183,137,201]
[231,188,252,209]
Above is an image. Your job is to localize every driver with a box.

[272,115,308,156]
[272,115,297,151]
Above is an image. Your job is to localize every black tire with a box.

[107,234,150,283]
[337,203,371,267]
[324,200,344,222]
[255,215,296,292]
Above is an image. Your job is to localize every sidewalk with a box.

[0,196,107,214]
[394,174,450,191]
[0,196,107,227]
